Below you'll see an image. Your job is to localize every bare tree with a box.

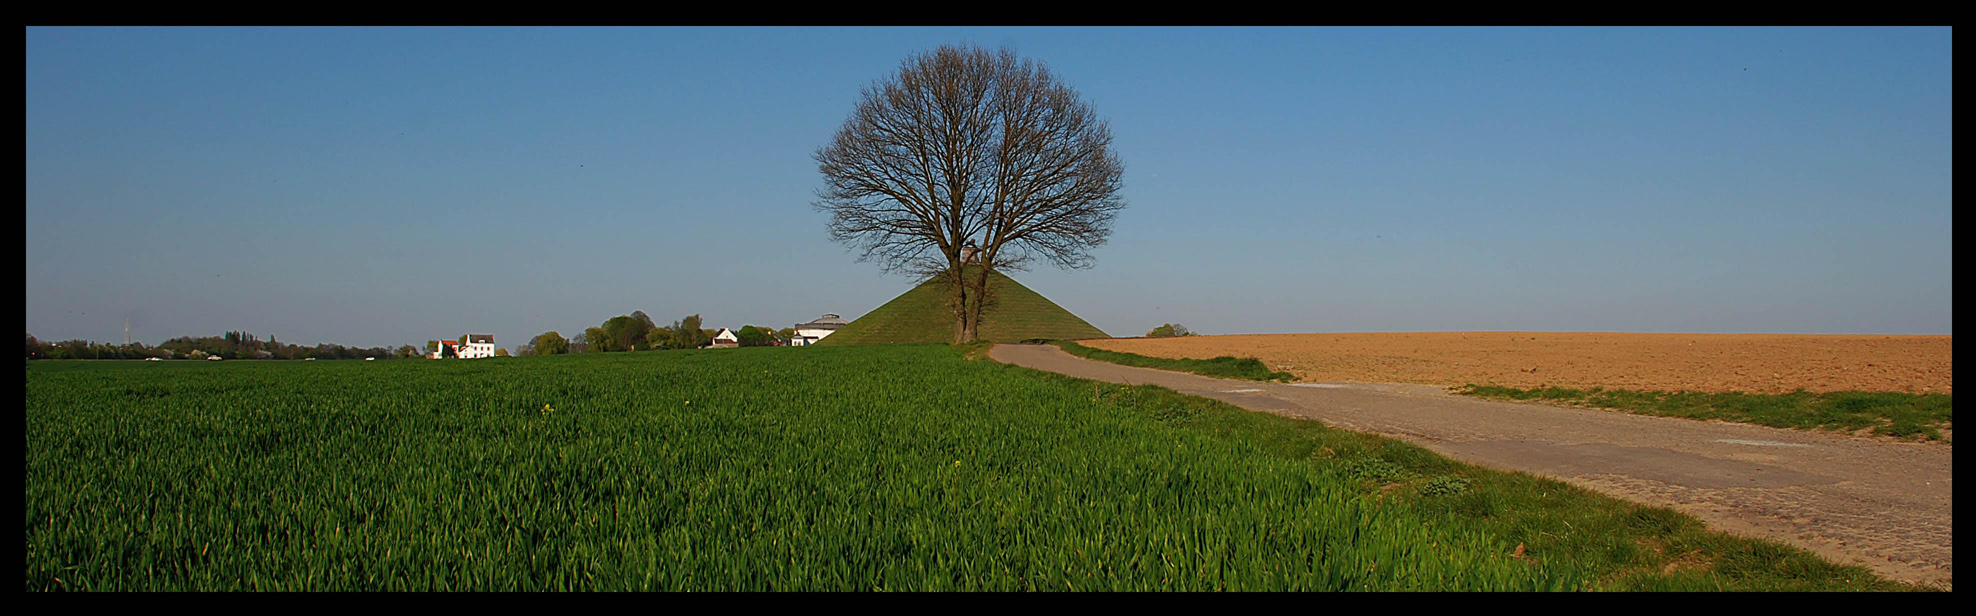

[815,44,1125,343]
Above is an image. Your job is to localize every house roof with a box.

[467,334,493,344]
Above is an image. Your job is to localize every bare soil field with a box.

[1078,332,1952,394]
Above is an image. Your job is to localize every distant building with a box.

[461,334,496,359]
[430,334,497,359]
[710,328,740,349]
[790,313,847,346]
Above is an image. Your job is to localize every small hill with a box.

[817,269,1108,346]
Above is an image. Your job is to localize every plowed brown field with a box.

[1078,332,1952,394]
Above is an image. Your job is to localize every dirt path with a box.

[989,343,1954,588]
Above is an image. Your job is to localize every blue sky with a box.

[25,27,1953,349]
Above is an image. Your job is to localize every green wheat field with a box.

[24,346,1905,591]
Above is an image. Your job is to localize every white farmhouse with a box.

[709,328,740,349]
[431,334,497,359]
[790,313,847,346]
[460,334,496,358]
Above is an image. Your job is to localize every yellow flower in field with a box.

[954,460,962,466]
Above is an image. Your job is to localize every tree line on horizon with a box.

[30,317,1200,361]
[1145,323,1197,338]
[25,331,415,361]
[513,311,795,356]
[26,310,806,361]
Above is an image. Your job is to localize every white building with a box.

[790,313,847,346]
[460,334,496,358]
[431,334,497,359]
[709,328,740,348]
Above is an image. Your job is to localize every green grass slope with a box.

[817,269,1107,346]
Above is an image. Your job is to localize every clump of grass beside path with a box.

[1457,385,1952,443]
[1047,339,1294,382]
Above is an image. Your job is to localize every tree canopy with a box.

[1146,323,1193,338]
[529,331,570,356]
[814,44,1124,343]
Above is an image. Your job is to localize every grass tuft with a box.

[1455,385,1952,442]
[1048,340,1295,382]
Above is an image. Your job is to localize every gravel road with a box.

[990,343,1953,588]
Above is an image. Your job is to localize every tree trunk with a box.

[947,266,971,344]
[946,264,993,344]
[960,265,991,343]
[959,291,981,343]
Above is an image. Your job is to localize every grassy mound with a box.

[817,269,1107,346]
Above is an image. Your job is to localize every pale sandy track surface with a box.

[1079,332,1951,394]
[990,343,1954,588]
